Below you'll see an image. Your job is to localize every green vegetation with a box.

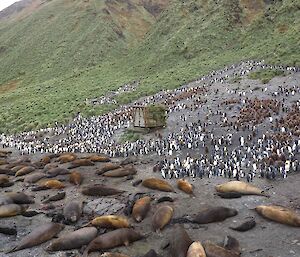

[145,104,167,127]
[0,0,299,133]
[120,129,141,143]
[248,69,286,84]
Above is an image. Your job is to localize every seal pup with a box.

[83,228,143,257]
[169,224,193,257]
[132,196,151,222]
[43,191,66,203]
[63,200,82,223]
[229,219,256,232]
[187,241,207,257]
[7,222,64,253]
[0,226,17,235]
[152,205,174,232]
[255,205,300,227]
[142,178,174,192]
[81,184,125,196]
[46,227,97,251]
[216,181,267,197]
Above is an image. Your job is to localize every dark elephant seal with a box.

[5,192,34,204]
[83,228,143,257]
[81,184,125,196]
[103,165,137,177]
[46,227,97,251]
[193,206,238,224]
[46,167,69,178]
[96,163,121,175]
[0,226,17,235]
[169,224,193,257]
[63,200,82,223]
[7,222,64,253]
[68,159,95,169]
[217,192,242,199]
[223,236,240,255]
[141,249,162,257]
[43,191,66,203]
[229,219,256,232]
[24,172,46,183]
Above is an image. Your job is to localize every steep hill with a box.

[0,0,299,133]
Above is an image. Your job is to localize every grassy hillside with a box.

[0,0,299,133]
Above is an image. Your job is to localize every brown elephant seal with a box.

[203,241,240,257]
[41,179,65,189]
[46,227,97,251]
[7,222,64,253]
[88,155,111,162]
[229,219,256,232]
[96,163,121,175]
[0,174,9,185]
[24,172,46,183]
[63,200,82,223]
[5,192,34,204]
[132,196,151,222]
[101,253,131,257]
[170,224,193,257]
[255,205,300,227]
[40,156,51,164]
[69,171,83,185]
[68,159,95,169]
[44,163,58,171]
[83,228,144,257]
[192,206,238,224]
[187,241,207,257]
[46,167,69,177]
[15,166,35,177]
[57,153,77,163]
[81,184,125,196]
[142,178,174,192]
[216,181,267,197]
[88,215,130,228]
[43,191,66,203]
[152,205,174,232]
[177,179,194,195]
[0,204,28,217]
[103,165,137,177]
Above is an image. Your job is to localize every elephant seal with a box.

[40,156,51,164]
[96,163,121,175]
[5,192,34,204]
[63,200,82,223]
[177,179,194,195]
[170,224,193,257]
[57,153,77,163]
[223,236,240,255]
[89,215,130,228]
[103,165,137,177]
[216,192,242,199]
[193,206,237,224]
[132,196,151,222]
[216,181,267,197]
[88,155,111,162]
[229,219,256,232]
[0,226,17,235]
[152,205,174,232]
[68,159,95,169]
[46,167,69,177]
[43,191,66,203]
[69,171,83,185]
[41,179,65,189]
[187,241,207,257]
[156,196,174,203]
[7,222,64,253]
[83,228,143,257]
[24,172,46,183]
[81,184,125,196]
[255,205,300,227]
[203,241,239,257]
[15,166,35,177]
[0,175,9,185]
[142,178,174,192]
[46,227,97,251]
[0,204,28,217]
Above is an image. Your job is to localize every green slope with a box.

[0,0,299,133]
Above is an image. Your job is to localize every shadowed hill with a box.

[0,0,299,133]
